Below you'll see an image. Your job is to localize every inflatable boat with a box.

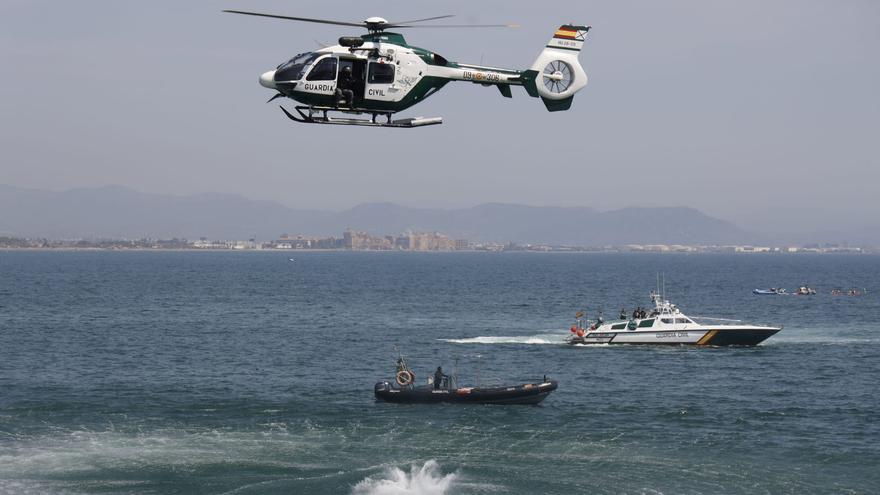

[374,380,558,405]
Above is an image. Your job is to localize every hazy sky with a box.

[1,0,878,234]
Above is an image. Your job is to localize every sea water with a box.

[1,251,878,494]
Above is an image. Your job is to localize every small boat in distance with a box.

[753,288,787,295]
[567,291,781,346]
[374,354,557,405]
[831,288,863,296]
[795,286,817,295]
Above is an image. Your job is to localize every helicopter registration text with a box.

[463,71,500,83]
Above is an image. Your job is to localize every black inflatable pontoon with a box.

[375,380,558,405]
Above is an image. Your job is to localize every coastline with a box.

[1,247,874,255]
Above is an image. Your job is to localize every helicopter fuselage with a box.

[260,32,524,114]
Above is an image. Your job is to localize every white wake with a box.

[352,460,457,495]
[440,333,565,345]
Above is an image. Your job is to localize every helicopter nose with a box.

[259,70,276,89]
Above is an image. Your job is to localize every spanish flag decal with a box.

[553,25,590,41]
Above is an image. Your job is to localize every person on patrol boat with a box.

[335,65,355,109]
[434,366,448,390]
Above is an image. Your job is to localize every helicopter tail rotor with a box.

[521,25,590,111]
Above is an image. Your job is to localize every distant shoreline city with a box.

[0,229,872,254]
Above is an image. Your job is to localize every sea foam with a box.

[352,460,457,495]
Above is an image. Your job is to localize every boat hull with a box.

[753,289,781,295]
[374,380,558,405]
[569,328,780,346]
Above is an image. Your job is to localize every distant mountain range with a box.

[0,184,786,246]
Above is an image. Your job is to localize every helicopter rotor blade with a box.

[224,10,520,31]
[389,15,455,25]
[389,23,521,29]
[222,10,364,28]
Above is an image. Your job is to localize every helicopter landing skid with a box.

[280,105,442,128]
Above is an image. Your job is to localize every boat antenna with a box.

[655,272,660,301]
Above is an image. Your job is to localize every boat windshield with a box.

[275,52,320,81]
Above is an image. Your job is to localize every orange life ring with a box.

[576,329,585,337]
[570,326,578,333]
[396,370,414,386]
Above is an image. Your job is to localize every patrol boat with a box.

[567,292,781,346]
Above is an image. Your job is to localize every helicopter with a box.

[225,10,591,128]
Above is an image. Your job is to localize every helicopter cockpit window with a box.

[275,52,320,82]
[368,62,395,84]
[306,57,338,81]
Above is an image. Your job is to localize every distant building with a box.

[644,244,670,252]
[734,246,771,253]
[314,236,342,249]
[343,229,392,250]
[405,232,454,251]
[394,235,410,250]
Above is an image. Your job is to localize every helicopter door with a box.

[365,60,395,103]
[338,58,366,106]
[303,55,338,96]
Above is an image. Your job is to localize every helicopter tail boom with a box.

[521,24,591,111]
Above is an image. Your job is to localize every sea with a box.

[1,251,878,494]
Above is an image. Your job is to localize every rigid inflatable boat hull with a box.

[374,380,558,405]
